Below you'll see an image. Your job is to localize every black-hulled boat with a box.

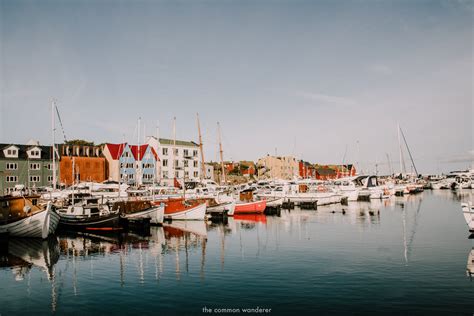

[57,197,120,231]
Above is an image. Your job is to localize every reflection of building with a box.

[0,140,55,194]
[59,144,106,185]
[257,155,298,180]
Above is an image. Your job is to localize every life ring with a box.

[317,185,326,192]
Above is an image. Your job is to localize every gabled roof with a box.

[159,138,199,147]
[130,144,159,161]
[0,143,52,160]
[104,143,128,160]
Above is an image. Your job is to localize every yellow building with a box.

[257,155,298,180]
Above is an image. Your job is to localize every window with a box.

[174,160,179,168]
[30,163,40,170]
[6,163,17,170]
[193,150,198,157]
[6,176,17,182]
[174,148,179,156]
[162,148,168,155]
[47,176,53,182]
[47,164,53,170]
[184,160,189,167]
[163,159,168,167]
[193,161,198,168]
[163,171,168,178]
[175,171,179,178]
[29,175,40,182]
[184,149,189,157]
[185,171,189,177]
[193,171,198,178]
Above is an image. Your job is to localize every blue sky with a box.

[0,0,472,174]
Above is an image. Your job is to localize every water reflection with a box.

[0,237,59,281]
[467,248,474,280]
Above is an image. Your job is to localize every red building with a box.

[314,164,356,180]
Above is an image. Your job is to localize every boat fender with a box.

[23,206,31,214]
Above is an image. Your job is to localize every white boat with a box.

[265,197,284,207]
[461,202,474,233]
[163,201,207,220]
[121,203,165,225]
[0,197,59,239]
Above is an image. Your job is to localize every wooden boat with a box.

[154,198,207,220]
[0,196,59,239]
[461,202,474,233]
[57,197,120,230]
[113,200,164,225]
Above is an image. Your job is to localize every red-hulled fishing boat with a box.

[153,198,206,221]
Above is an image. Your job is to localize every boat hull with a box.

[0,204,59,239]
[461,203,474,232]
[122,205,164,225]
[58,213,121,230]
[164,202,207,220]
[234,200,266,214]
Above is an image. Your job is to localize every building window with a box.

[174,148,179,156]
[6,163,18,170]
[193,161,198,168]
[6,176,17,182]
[162,148,168,155]
[193,171,198,178]
[47,164,53,170]
[30,163,40,170]
[184,149,189,157]
[163,159,168,167]
[175,171,179,178]
[47,176,53,182]
[184,160,189,167]
[174,160,179,168]
[193,150,198,157]
[163,171,168,179]
[29,175,40,182]
[185,171,189,177]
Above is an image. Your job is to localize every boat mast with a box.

[72,157,75,205]
[397,123,406,175]
[400,127,419,177]
[196,113,206,180]
[386,153,393,175]
[172,117,176,187]
[137,117,141,187]
[51,100,57,190]
[217,122,226,185]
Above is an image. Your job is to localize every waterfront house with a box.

[0,140,56,195]
[59,144,106,185]
[257,155,298,180]
[130,144,159,185]
[146,137,201,186]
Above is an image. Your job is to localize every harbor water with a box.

[1,190,473,315]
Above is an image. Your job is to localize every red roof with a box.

[130,144,159,161]
[105,143,127,160]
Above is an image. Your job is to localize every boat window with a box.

[32,199,38,206]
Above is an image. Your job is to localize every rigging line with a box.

[400,127,418,176]
[54,104,68,143]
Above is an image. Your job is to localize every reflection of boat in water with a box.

[467,248,474,279]
[163,220,207,237]
[0,237,59,280]
[234,214,267,224]
[461,202,474,233]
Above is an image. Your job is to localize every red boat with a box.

[152,198,206,220]
[233,200,266,215]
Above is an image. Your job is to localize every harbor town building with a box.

[146,137,201,186]
[0,140,56,195]
[59,144,107,185]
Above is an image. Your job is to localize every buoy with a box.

[342,210,346,214]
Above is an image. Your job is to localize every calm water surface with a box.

[1,190,473,315]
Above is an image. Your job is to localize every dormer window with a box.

[3,145,19,158]
[27,147,42,159]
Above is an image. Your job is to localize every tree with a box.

[65,139,95,146]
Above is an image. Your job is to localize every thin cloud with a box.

[296,91,357,107]
[370,64,393,75]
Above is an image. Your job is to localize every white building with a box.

[204,163,215,181]
[147,137,201,186]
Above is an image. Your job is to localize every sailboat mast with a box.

[397,123,405,175]
[172,117,176,186]
[217,122,226,185]
[196,113,206,180]
[400,127,419,177]
[51,100,57,190]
